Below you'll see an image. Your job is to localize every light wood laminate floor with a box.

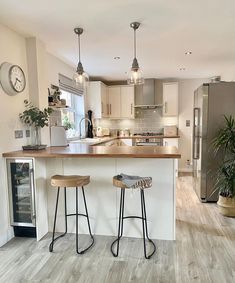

[0,176,235,283]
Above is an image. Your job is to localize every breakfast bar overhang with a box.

[3,144,181,241]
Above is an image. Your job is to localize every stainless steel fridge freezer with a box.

[193,82,235,202]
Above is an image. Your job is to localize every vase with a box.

[31,126,41,146]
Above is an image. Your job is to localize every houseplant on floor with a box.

[212,115,235,217]
[19,99,53,149]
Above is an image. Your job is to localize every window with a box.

[60,90,85,139]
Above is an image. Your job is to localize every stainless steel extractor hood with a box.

[134,79,163,108]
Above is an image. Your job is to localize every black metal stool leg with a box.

[75,186,79,254]
[140,189,156,259]
[49,187,69,252]
[49,187,60,252]
[76,186,95,254]
[111,188,125,257]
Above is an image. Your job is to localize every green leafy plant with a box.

[212,115,235,198]
[62,115,74,130]
[19,100,53,128]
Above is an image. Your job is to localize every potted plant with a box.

[212,115,235,217]
[19,100,53,147]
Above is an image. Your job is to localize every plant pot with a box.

[217,195,235,217]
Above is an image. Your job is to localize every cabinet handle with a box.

[110,104,111,115]
[29,168,36,220]
[101,102,103,114]
[165,102,168,114]
[107,104,109,115]
[131,103,133,115]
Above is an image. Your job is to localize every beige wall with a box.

[0,24,75,247]
[0,24,29,246]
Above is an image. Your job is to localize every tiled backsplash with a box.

[94,108,178,134]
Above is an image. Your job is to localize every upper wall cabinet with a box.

[120,85,134,119]
[86,81,108,118]
[108,86,121,118]
[108,85,134,119]
[162,82,178,116]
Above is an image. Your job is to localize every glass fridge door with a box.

[7,159,36,227]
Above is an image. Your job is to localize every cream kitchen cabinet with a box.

[163,82,178,116]
[163,138,179,176]
[108,86,121,118]
[120,86,134,118]
[86,81,108,118]
[108,85,134,119]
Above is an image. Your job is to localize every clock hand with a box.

[16,78,21,83]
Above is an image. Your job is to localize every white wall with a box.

[0,24,29,246]
[0,24,75,247]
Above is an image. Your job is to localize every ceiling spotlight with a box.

[127,21,144,85]
[185,51,192,55]
[179,67,186,71]
[114,56,120,60]
[73,27,89,89]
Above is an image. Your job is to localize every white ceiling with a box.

[0,0,235,81]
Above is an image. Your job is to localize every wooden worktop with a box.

[2,143,181,159]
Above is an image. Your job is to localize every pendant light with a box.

[73,27,89,88]
[127,22,144,85]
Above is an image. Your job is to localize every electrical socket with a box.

[26,129,30,137]
[15,130,23,139]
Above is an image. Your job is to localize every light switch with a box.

[186,120,190,127]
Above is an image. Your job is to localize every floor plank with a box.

[0,176,235,283]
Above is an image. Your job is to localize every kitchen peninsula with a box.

[3,144,180,242]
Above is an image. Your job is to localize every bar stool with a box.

[49,175,94,254]
[111,174,156,259]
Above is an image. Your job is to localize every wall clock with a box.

[0,62,26,96]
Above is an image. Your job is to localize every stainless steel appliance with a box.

[134,132,163,146]
[7,158,36,237]
[193,82,235,202]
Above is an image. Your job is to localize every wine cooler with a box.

[7,159,36,237]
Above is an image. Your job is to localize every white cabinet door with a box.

[163,138,179,176]
[163,82,178,116]
[101,83,109,118]
[120,86,134,118]
[108,86,121,118]
[86,81,108,118]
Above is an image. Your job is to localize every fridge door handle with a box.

[29,168,36,222]
[193,107,200,159]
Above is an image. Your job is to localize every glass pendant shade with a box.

[127,68,144,85]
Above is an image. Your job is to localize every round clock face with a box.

[0,62,26,96]
[9,65,26,93]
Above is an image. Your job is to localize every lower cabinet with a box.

[163,138,179,177]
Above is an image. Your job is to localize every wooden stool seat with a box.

[51,175,90,188]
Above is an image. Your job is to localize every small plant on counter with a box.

[19,100,53,147]
[19,100,53,128]
[212,115,235,216]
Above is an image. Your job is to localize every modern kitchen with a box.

[0,1,235,282]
